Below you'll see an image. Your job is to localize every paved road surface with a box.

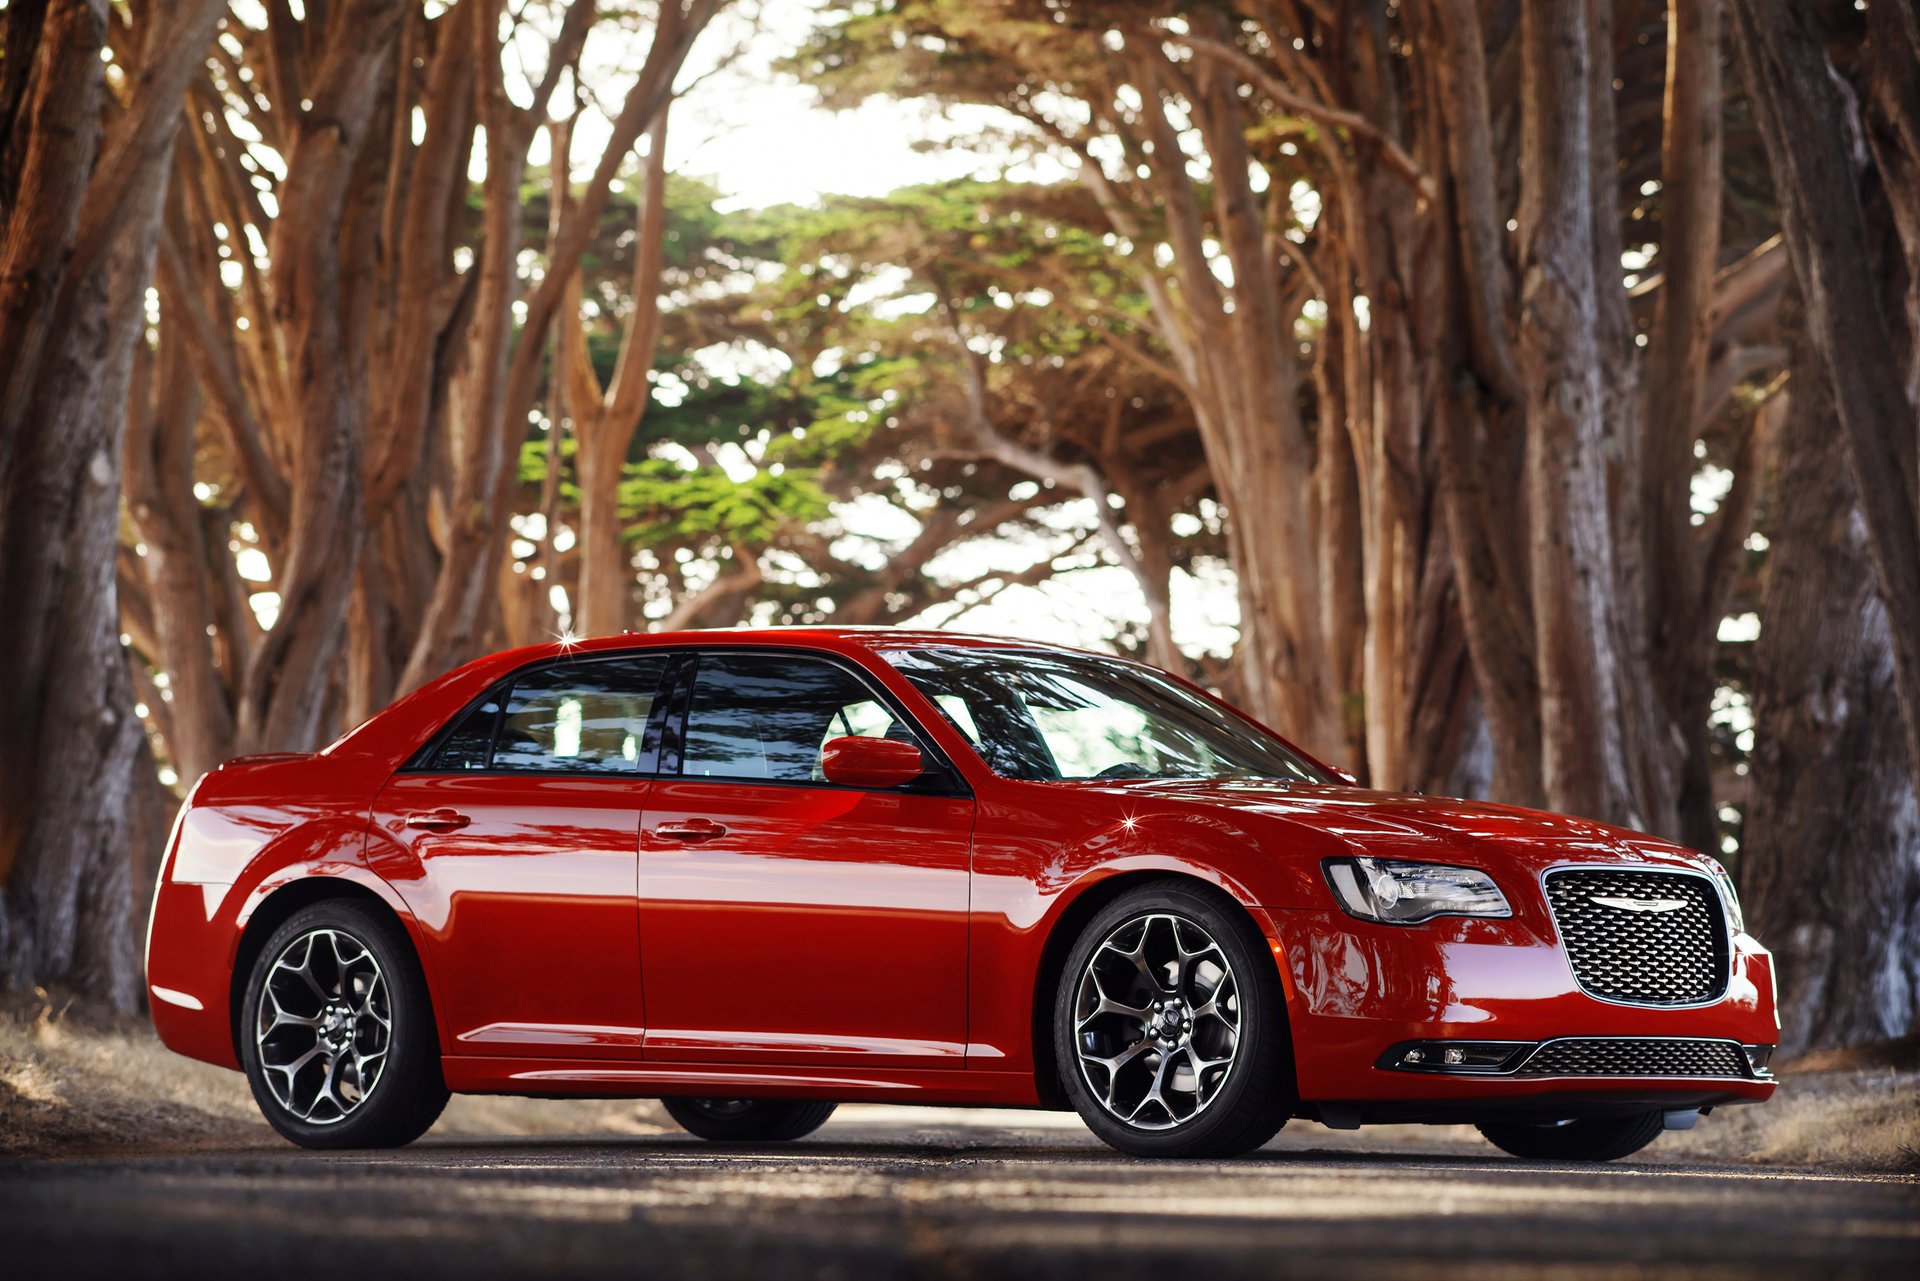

[5,1107,1915,1279]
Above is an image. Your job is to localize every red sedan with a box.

[146,629,1777,1159]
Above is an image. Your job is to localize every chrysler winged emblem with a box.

[1589,894,1688,913]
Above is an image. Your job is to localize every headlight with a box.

[1322,857,1512,925]
[1702,856,1744,934]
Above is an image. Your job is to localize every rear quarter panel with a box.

[145,753,415,1070]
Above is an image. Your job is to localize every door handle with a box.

[654,818,727,842]
[405,809,470,832]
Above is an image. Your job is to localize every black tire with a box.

[662,1098,838,1142]
[1053,879,1294,1158]
[1476,1111,1666,1162]
[239,899,449,1150]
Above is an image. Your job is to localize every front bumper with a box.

[1259,907,1779,1112]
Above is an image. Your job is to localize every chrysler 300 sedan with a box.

[146,628,1777,1159]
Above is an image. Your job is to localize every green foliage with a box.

[617,459,831,548]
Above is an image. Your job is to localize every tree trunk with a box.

[1515,0,1640,823]
[1731,0,1920,797]
[1641,1,1723,846]
[0,0,225,1006]
[236,0,409,752]
[1744,338,1920,1052]
[0,0,104,437]
[1152,41,1344,759]
[126,307,236,783]
[1313,309,1369,776]
[574,112,670,638]
[1430,0,1544,809]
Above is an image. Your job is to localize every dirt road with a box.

[4,1107,1915,1279]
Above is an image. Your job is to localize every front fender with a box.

[964,787,1350,1075]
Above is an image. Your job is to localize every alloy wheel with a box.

[254,927,392,1125]
[1071,912,1242,1131]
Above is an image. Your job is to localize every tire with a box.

[239,899,449,1150]
[1476,1111,1666,1162]
[662,1098,838,1142]
[1053,879,1294,1158]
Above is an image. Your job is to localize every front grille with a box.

[1516,1037,1751,1078]
[1544,868,1729,1005]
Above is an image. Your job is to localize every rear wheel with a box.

[1477,1111,1665,1162]
[239,900,448,1150]
[662,1098,838,1142]
[1054,880,1294,1158]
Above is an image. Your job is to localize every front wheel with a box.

[1054,880,1294,1158]
[662,1098,838,1142]
[1477,1111,1665,1162]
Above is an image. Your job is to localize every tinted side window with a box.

[431,655,670,774]
[432,694,502,771]
[682,654,920,783]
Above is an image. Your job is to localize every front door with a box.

[373,652,674,1060]
[638,650,974,1067]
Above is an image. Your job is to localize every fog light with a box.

[1380,1040,1532,1073]
[1743,1044,1775,1076]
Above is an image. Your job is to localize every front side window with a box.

[882,648,1327,784]
[429,655,671,774]
[681,653,925,783]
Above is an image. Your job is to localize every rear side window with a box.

[428,655,671,774]
[681,653,924,783]
[434,695,501,770]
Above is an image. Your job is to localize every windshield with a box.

[882,648,1329,784]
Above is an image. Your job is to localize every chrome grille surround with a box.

[1515,1036,1753,1078]
[1543,866,1731,1006]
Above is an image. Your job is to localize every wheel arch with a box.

[229,876,441,1066]
[1027,868,1274,1109]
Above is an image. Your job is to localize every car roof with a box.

[320,626,1110,763]
[467,625,1108,665]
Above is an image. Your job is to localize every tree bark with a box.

[1515,0,1641,824]
[126,301,236,784]
[0,0,104,443]
[235,0,410,753]
[1135,41,1345,758]
[1641,0,1726,853]
[1429,0,1544,808]
[0,0,225,1006]
[1744,338,1920,1052]
[1730,0,1920,796]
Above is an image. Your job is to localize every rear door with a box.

[637,649,974,1067]
[373,652,676,1060]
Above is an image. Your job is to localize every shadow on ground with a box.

[4,1121,1916,1281]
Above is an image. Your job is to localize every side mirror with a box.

[1332,767,1360,786]
[821,736,926,789]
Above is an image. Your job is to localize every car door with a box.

[638,649,974,1067]
[372,652,676,1061]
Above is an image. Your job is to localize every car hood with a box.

[1076,778,1707,876]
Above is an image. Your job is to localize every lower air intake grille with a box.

[1545,868,1730,1005]
[1516,1037,1750,1078]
